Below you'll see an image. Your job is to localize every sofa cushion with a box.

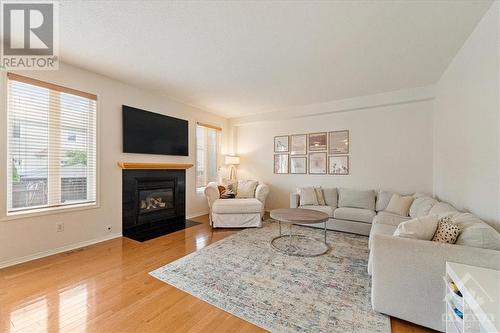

[393,215,439,240]
[322,188,338,208]
[334,207,376,223]
[338,188,375,210]
[299,205,334,218]
[385,194,414,217]
[373,211,410,227]
[375,190,394,212]
[368,223,398,250]
[298,187,318,206]
[445,212,500,250]
[236,180,258,198]
[315,188,326,205]
[428,202,458,216]
[409,196,437,218]
[212,198,263,214]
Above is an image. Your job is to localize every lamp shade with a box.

[225,155,240,165]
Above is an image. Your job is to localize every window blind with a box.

[196,122,221,189]
[7,73,97,213]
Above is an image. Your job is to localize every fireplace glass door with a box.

[138,188,174,214]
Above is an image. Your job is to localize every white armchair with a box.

[204,181,269,228]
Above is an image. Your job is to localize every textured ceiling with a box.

[59,0,492,118]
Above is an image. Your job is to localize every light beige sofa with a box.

[291,187,500,332]
[369,194,500,332]
[290,187,376,235]
[205,181,269,228]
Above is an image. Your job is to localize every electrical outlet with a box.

[56,222,64,232]
[106,225,112,233]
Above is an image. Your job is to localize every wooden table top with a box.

[270,208,329,224]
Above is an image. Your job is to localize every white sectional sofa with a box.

[291,187,500,332]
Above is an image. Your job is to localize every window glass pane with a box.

[8,81,49,210]
[196,125,220,188]
[60,93,92,203]
[196,126,206,188]
[7,76,97,213]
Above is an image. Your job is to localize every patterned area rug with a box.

[150,220,390,333]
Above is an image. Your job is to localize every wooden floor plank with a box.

[0,215,435,333]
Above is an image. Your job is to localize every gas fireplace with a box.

[122,169,188,241]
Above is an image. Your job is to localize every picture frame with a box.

[274,154,289,174]
[328,130,349,155]
[290,156,307,174]
[308,152,327,174]
[274,135,289,152]
[308,132,327,151]
[328,155,349,175]
[290,134,307,155]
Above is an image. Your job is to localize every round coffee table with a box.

[270,208,329,257]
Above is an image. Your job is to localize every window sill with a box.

[1,202,100,222]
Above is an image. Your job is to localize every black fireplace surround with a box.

[122,169,187,241]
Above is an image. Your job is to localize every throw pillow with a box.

[299,187,318,206]
[236,180,259,198]
[217,185,226,197]
[337,188,375,210]
[393,215,439,240]
[375,190,394,212]
[409,196,437,218]
[431,217,461,244]
[385,194,414,217]
[445,212,500,250]
[322,188,338,208]
[221,178,238,195]
[315,187,326,206]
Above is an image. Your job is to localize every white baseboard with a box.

[187,211,209,219]
[0,232,122,269]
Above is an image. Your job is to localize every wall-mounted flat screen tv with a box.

[123,105,188,156]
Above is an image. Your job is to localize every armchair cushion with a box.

[212,198,263,214]
[236,180,259,198]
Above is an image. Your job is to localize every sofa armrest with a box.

[204,182,220,209]
[371,234,500,331]
[290,192,299,208]
[255,183,269,208]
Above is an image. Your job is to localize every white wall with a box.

[433,2,500,229]
[235,97,434,210]
[0,63,228,267]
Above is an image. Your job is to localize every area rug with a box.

[150,220,390,332]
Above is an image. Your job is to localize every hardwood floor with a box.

[0,215,436,333]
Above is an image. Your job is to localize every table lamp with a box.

[225,155,240,180]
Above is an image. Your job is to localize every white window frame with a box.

[195,122,221,191]
[0,73,100,221]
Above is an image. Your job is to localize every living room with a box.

[0,1,499,333]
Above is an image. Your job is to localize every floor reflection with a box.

[195,234,208,250]
[58,283,88,332]
[9,296,48,332]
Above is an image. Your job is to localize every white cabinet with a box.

[445,262,500,333]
